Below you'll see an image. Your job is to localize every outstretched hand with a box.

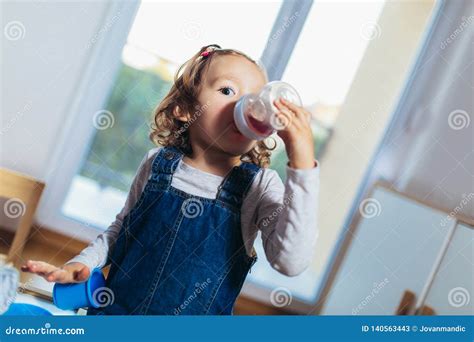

[21,260,90,284]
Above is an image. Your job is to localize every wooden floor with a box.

[0,225,292,315]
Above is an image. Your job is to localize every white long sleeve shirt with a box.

[67,147,320,276]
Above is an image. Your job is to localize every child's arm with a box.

[253,161,319,277]
[21,149,157,282]
[255,97,319,276]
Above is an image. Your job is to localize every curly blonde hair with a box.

[149,44,276,168]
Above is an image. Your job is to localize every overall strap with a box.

[216,162,261,209]
[149,146,184,190]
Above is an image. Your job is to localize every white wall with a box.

[316,0,473,314]
[1,1,109,178]
[1,1,138,235]
[312,0,436,276]
[376,0,473,218]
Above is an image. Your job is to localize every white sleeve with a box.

[65,149,156,270]
[255,160,320,276]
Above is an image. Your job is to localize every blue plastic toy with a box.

[53,268,106,310]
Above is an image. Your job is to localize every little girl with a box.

[22,44,320,315]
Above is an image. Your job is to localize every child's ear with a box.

[173,105,189,123]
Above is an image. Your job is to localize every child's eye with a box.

[218,86,235,96]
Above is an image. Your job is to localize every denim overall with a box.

[88,146,260,315]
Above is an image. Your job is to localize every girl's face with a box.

[186,54,267,157]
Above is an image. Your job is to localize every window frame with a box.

[36,0,141,241]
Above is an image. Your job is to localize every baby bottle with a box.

[233,81,302,140]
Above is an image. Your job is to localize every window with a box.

[268,0,386,182]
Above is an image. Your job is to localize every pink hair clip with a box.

[200,45,220,58]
